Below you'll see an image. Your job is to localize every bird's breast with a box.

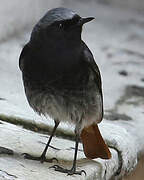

[23,69,103,129]
[24,45,84,83]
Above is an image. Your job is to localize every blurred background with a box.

[0,0,144,179]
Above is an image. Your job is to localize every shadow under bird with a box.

[19,7,111,175]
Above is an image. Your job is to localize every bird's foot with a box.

[50,165,86,176]
[22,153,58,163]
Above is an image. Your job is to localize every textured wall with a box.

[97,0,144,10]
[74,0,144,10]
[0,0,62,41]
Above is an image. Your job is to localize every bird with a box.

[19,7,111,175]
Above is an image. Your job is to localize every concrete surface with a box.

[0,120,119,180]
[0,1,144,179]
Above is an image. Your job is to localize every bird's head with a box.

[30,7,94,46]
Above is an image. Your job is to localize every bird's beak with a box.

[78,17,95,25]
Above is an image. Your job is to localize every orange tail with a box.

[80,124,111,159]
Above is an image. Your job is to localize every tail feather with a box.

[80,124,111,159]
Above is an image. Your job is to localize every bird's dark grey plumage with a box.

[19,7,104,175]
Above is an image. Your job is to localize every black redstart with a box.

[19,7,111,175]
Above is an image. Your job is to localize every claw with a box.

[49,165,86,176]
[21,153,58,163]
[49,165,59,169]
[67,169,86,176]
[81,170,87,176]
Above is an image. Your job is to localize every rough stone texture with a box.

[0,120,119,180]
[0,1,144,179]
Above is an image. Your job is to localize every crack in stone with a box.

[119,70,128,76]
[0,170,17,179]
[115,85,144,108]
[37,141,83,152]
[0,114,75,141]
[0,147,14,155]
[125,85,144,98]
[119,48,144,59]
[68,147,83,152]
[104,113,132,121]
[0,98,6,101]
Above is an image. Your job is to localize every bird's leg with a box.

[50,133,86,176]
[22,120,59,163]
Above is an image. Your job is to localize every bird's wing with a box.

[80,42,111,160]
[81,41,103,99]
[19,43,65,86]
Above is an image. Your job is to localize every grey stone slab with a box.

[0,120,119,180]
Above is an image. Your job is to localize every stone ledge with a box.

[0,120,119,180]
